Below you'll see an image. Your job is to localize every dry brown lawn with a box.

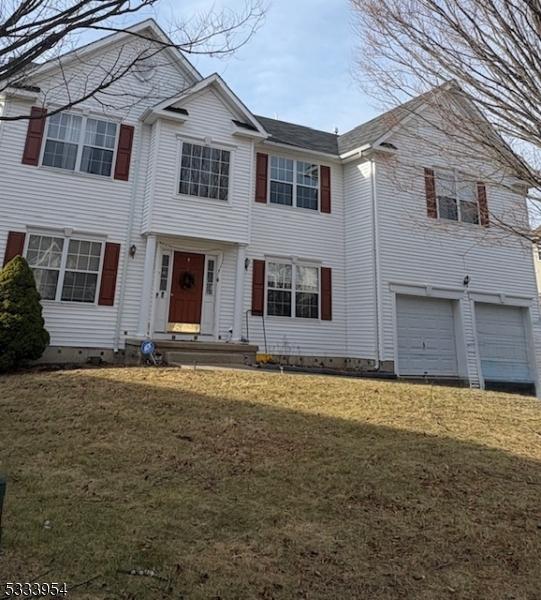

[0,367,540,599]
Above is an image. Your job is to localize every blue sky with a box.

[148,0,378,134]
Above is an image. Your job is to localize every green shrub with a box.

[0,256,49,371]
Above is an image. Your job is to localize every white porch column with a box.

[232,244,247,341]
[137,234,157,338]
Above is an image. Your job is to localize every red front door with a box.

[168,251,205,325]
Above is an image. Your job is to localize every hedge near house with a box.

[0,256,49,372]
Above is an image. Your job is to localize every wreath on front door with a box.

[180,271,196,290]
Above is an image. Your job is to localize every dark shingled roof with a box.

[256,92,433,156]
[255,115,339,155]
[337,94,430,154]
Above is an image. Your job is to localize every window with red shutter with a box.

[98,243,121,305]
[251,259,266,315]
[255,153,268,203]
[114,124,134,181]
[425,168,437,218]
[3,231,26,267]
[477,182,490,226]
[321,267,332,321]
[22,107,47,166]
[320,165,331,213]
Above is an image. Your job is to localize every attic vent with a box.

[232,119,258,132]
[133,62,157,82]
[164,106,189,116]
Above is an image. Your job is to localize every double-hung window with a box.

[435,169,479,224]
[26,234,103,303]
[267,261,320,318]
[179,142,230,201]
[42,112,118,177]
[269,157,319,210]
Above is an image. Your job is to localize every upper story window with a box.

[435,169,479,224]
[25,234,103,303]
[269,156,319,210]
[179,142,230,201]
[267,261,319,318]
[42,113,118,177]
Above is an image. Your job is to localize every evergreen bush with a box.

[0,256,49,371]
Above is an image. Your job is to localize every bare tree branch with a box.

[351,0,541,241]
[0,0,266,120]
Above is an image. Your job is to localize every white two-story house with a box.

[1,19,539,393]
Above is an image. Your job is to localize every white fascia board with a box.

[232,127,268,140]
[29,18,201,84]
[141,107,188,125]
[152,74,268,137]
[261,140,341,163]
[2,87,40,102]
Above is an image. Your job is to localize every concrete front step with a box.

[124,338,258,366]
[165,350,256,366]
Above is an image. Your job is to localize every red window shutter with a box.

[255,153,268,203]
[114,124,134,181]
[3,231,26,267]
[321,267,332,321]
[320,165,331,213]
[98,243,121,305]
[251,259,266,315]
[477,182,490,226]
[425,168,437,218]
[22,106,47,166]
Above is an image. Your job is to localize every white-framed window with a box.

[179,142,230,201]
[269,156,319,210]
[435,169,479,224]
[205,258,216,295]
[266,261,320,318]
[25,233,103,303]
[159,254,170,292]
[42,112,118,177]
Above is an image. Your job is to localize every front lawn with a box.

[1,368,540,599]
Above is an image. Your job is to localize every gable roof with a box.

[143,73,267,136]
[29,18,202,84]
[256,115,339,155]
[257,85,450,157]
[337,94,429,154]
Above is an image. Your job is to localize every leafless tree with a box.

[351,0,541,240]
[0,0,265,120]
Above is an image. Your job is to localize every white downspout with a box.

[113,121,143,351]
[371,157,383,370]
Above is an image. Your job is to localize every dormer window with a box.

[179,142,230,201]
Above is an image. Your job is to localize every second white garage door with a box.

[475,303,532,383]
[396,295,459,376]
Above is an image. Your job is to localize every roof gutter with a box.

[261,140,341,162]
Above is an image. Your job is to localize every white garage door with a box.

[396,295,459,376]
[475,303,532,382]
